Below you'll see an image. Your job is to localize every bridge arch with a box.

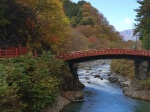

[57,48,150,80]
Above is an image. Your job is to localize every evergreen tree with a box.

[134,0,150,50]
[63,0,85,27]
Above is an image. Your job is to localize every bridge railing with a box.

[0,47,28,58]
[0,49,19,58]
[57,48,150,60]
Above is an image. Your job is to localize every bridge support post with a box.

[134,61,149,80]
[135,61,140,79]
[69,63,84,90]
[147,62,150,78]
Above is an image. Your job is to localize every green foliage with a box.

[111,60,135,78]
[0,0,70,53]
[80,18,94,26]
[63,0,85,27]
[141,77,150,89]
[0,52,64,112]
[142,33,150,50]
[0,0,10,27]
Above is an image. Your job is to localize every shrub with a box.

[141,77,150,89]
[0,51,65,112]
[110,59,135,78]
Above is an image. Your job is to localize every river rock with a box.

[85,77,90,80]
[61,91,84,103]
[100,78,103,80]
[94,74,101,78]
[84,67,91,70]
[78,60,108,68]
[108,76,118,82]
[123,86,150,100]
[120,81,131,87]
[120,77,150,101]
[74,91,84,102]
[99,69,102,72]
[86,71,89,73]
[87,81,91,84]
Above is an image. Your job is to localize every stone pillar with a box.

[147,62,150,78]
[134,61,149,80]
[141,61,148,80]
[62,64,73,91]
[69,63,78,90]
[134,61,141,79]
[69,63,85,90]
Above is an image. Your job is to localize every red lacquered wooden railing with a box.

[0,47,28,58]
[0,49,18,58]
[56,48,150,61]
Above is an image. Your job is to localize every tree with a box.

[0,0,9,27]
[62,28,89,51]
[63,0,123,50]
[0,0,38,48]
[76,25,96,38]
[21,0,70,52]
[63,0,85,27]
[134,0,150,50]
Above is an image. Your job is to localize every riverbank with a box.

[47,60,107,112]
[48,59,150,112]
[44,91,84,112]
[59,60,150,112]
[109,72,150,101]
[79,59,150,101]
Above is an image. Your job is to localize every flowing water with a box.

[60,60,150,112]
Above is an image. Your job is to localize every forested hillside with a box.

[0,0,133,52]
[0,0,70,53]
[63,0,124,51]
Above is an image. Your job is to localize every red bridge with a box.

[57,48,150,80]
[57,48,150,63]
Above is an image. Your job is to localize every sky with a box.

[71,0,140,31]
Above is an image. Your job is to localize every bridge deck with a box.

[57,48,150,61]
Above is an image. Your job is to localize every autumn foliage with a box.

[63,0,123,50]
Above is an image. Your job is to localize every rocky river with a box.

[60,60,150,112]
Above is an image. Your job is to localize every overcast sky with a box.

[71,0,140,31]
